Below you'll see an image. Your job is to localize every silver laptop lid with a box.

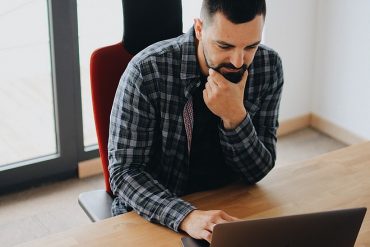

[181,207,367,247]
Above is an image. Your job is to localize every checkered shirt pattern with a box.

[108,27,284,232]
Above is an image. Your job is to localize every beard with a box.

[203,49,248,83]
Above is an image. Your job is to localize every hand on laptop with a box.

[179,209,240,243]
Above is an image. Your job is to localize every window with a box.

[0,0,56,167]
[0,0,123,191]
[76,0,123,149]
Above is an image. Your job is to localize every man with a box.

[108,0,283,243]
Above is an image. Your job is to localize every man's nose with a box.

[230,50,245,69]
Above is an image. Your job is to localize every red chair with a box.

[78,43,133,221]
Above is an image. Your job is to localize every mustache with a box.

[213,63,248,71]
[210,63,248,83]
[202,49,248,83]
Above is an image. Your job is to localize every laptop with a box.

[181,207,367,247]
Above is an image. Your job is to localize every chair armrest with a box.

[78,189,113,222]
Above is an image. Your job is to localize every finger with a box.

[230,216,242,221]
[209,68,227,87]
[203,89,209,103]
[206,79,219,94]
[200,229,212,243]
[220,211,240,222]
[213,218,229,225]
[205,221,218,232]
[238,69,249,88]
[205,81,214,95]
[207,74,220,87]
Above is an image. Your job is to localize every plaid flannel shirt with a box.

[108,27,284,232]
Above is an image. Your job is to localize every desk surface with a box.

[17,142,370,247]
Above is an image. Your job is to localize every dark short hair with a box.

[201,0,266,25]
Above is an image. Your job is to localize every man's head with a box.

[195,0,266,82]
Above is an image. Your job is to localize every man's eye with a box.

[218,45,230,50]
[247,45,258,50]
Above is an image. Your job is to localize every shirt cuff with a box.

[159,197,196,232]
[219,113,258,150]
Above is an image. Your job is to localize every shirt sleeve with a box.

[218,53,284,184]
[108,62,195,232]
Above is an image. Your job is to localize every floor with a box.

[0,128,347,247]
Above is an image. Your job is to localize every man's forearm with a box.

[109,162,195,231]
[219,114,276,184]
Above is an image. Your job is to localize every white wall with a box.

[182,0,318,121]
[264,0,317,120]
[312,0,370,140]
[182,0,370,140]
[265,0,370,140]
[182,0,202,32]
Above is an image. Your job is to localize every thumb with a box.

[238,69,248,88]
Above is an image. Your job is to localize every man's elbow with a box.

[244,159,275,184]
[108,165,127,196]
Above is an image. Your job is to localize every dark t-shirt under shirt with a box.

[187,74,238,193]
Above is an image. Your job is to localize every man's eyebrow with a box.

[215,40,261,48]
[246,40,261,48]
[215,40,234,47]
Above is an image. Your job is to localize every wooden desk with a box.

[17,142,370,247]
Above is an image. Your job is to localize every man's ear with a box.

[194,18,203,40]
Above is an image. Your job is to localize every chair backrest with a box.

[90,42,133,194]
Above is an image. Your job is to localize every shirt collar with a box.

[180,26,201,80]
[179,27,203,98]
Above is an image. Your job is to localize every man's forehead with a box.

[205,13,264,45]
[209,12,264,28]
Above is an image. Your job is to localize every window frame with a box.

[0,0,99,193]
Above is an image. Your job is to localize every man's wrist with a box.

[179,209,198,232]
[222,110,247,130]
[172,202,196,232]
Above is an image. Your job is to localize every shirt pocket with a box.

[244,100,260,119]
